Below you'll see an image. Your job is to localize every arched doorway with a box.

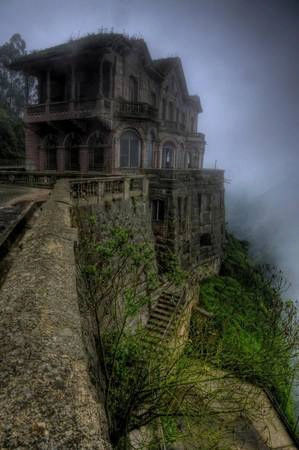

[65,134,81,171]
[44,134,58,170]
[88,133,105,171]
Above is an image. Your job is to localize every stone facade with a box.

[11,32,225,268]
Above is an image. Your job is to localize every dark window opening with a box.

[200,233,212,247]
[44,134,58,170]
[50,72,67,102]
[152,199,165,222]
[129,76,138,102]
[88,134,105,171]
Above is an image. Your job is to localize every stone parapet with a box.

[0,180,111,449]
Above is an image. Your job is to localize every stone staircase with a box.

[146,291,186,340]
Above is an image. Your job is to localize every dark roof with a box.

[9,32,201,109]
[9,32,147,69]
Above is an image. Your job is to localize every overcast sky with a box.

[1,0,299,298]
[0,0,298,195]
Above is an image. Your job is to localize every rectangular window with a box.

[152,199,165,222]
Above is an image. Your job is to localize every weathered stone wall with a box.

[76,194,157,332]
[145,169,225,271]
[0,180,111,449]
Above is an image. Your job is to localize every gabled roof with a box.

[153,57,202,111]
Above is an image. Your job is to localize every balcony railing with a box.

[70,175,148,202]
[25,99,103,122]
[116,101,157,119]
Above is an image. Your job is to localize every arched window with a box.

[162,142,175,169]
[146,131,155,168]
[102,61,112,98]
[65,133,81,171]
[44,134,58,170]
[129,76,138,102]
[120,131,140,168]
[184,151,192,169]
[88,133,105,171]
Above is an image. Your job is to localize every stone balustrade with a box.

[69,175,148,203]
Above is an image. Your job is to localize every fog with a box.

[0,0,298,297]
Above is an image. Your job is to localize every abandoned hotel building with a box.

[10,32,225,269]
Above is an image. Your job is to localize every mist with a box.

[0,0,298,297]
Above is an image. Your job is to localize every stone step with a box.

[149,311,171,323]
[154,303,177,314]
[147,321,175,334]
[150,307,171,319]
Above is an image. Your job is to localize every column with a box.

[79,145,89,174]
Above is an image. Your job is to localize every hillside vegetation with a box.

[194,233,299,428]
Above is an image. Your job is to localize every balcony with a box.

[25,99,113,123]
[116,101,158,120]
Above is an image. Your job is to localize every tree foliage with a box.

[77,211,273,449]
